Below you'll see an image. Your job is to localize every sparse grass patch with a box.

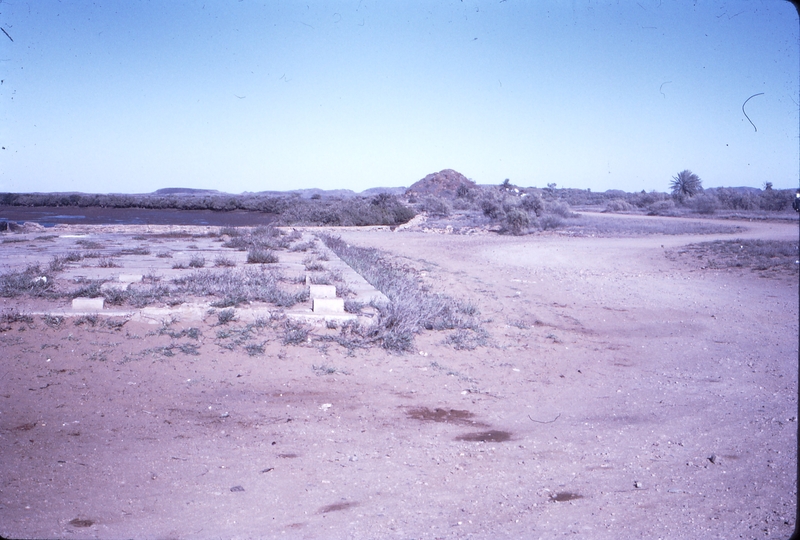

[69,280,104,299]
[74,314,100,327]
[98,258,119,268]
[117,247,151,256]
[344,299,365,314]
[76,240,104,249]
[43,314,64,328]
[0,264,53,297]
[560,215,744,237]
[319,234,483,352]
[303,256,325,271]
[219,226,241,237]
[102,287,127,306]
[1,309,34,325]
[290,240,316,252]
[245,342,266,356]
[214,256,235,268]
[172,267,306,308]
[312,364,349,376]
[445,328,489,350]
[668,239,799,274]
[282,320,310,345]
[156,251,173,258]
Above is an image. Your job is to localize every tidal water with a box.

[0,206,278,227]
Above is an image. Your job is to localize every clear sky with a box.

[0,0,798,194]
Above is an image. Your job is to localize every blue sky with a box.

[0,1,798,194]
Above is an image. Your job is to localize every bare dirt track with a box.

[0,214,797,539]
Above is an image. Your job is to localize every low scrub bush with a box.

[247,248,278,264]
[217,308,237,325]
[604,199,635,213]
[188,255,206,268]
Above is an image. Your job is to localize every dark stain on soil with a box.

[406,407,487,427]
[12,422,37,432]
[319,501,359,514]
[278,453,298,458]
[69,518,94,527]
[550,492,583,502]
[455,430,512,442]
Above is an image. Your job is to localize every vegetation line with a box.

[318,234,485,352]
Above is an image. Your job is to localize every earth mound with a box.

[406,169,476,198]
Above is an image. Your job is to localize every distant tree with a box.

[670,170,702,198]
[764,182,773,191]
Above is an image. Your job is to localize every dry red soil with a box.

[0,214,797,539]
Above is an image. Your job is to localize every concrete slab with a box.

[313,297,344,313]
[309,284,337,299]
[72,297,104,311]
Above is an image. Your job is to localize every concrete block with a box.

[72,297,104,311]
[313,298,344,313]
[309,284,337,299]
[119,274,143,283]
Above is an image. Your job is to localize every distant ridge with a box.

[251,187,406,199]
[153,188,221,195]
[360,186,406,196]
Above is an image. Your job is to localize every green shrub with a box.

[503,208,530,235]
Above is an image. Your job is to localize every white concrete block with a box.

[72,297,104,311]
[119,274,143,283]
[313,298,344,313]
[309,284,337,299]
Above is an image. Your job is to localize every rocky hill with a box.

[406,169,477,198]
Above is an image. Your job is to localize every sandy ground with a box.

[0,214,797,539]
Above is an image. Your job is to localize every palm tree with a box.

[670,170,702,198]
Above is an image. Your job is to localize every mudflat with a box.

[0,213,797,539]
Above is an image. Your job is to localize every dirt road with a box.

[0,214,796,538]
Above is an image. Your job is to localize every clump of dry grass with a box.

[0,264,54,298]
[188,255,206,268]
